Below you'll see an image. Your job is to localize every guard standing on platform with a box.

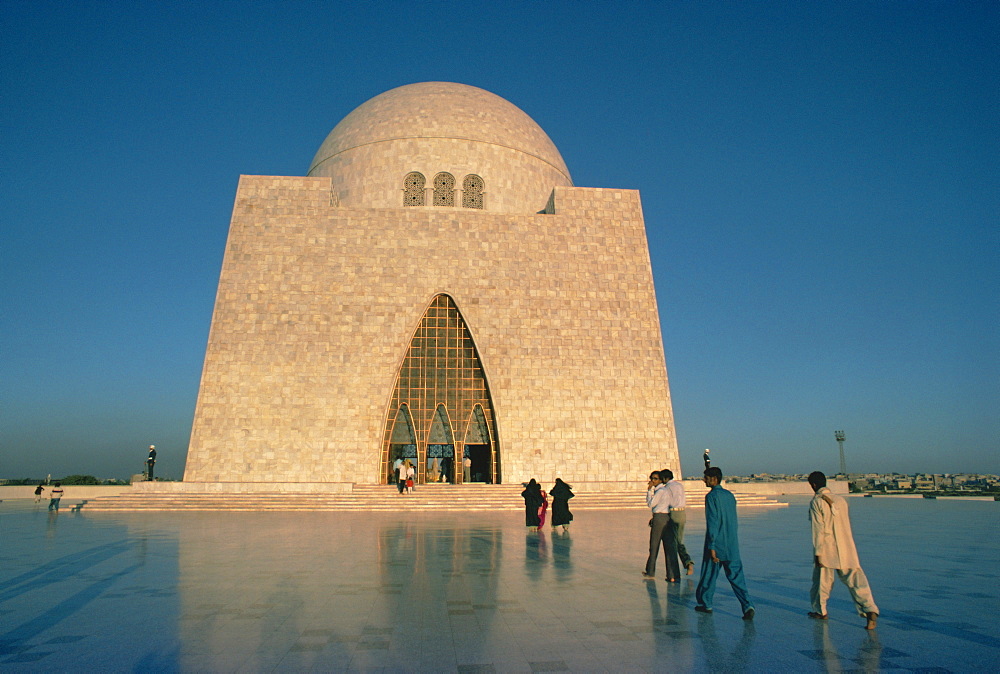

[146,445,157,481]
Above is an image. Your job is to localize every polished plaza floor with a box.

[1,494,998,672]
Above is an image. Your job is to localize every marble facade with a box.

[183,83,679,489]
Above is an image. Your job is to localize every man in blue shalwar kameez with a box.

[694,467,755,620]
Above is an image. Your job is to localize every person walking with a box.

[807,471,879,630]
[48,483,64,511]
[550,478,574,533]
[537,485,549,529]
[643,470,672,580]
[661,469,695,580]
[34,483,45,503]
[521,479,544,531]
[694,467,755,620]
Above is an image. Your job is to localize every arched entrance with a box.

[462,404,495,483]
[385,404,416,483]
[426,405,455,483]
[380,294,500,484]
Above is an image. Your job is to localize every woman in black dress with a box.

[550,478,575,533]
[521,479,544,531]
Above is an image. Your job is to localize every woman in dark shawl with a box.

[550,478,575,533]
[521,479,544,531]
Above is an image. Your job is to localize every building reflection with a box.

[171,514,505,671]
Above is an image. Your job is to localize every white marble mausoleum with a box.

[182,82,680,490]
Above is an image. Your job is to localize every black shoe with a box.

[641,572,654,580]
[694,605,712,613]
[743,607,755,621]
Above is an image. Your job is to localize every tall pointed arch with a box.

[384,404,417,483]
[463,404,497,484]
[380,294,500,484]
[427,404,455,483]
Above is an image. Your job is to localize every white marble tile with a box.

[0,497,997,672]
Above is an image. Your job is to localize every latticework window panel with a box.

[433,172,456,206]
[403,172,425,206]
[462,174,484,209]
[381,295,499,484]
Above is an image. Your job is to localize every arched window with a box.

[462,174,484,209]
[403,172,425,206]
[433,172,456,206]
[380,294,500,484]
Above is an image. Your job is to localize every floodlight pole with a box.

[834,430,846,475]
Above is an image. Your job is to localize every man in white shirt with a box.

[661,469,695,579]
[48,483,64,511]
[808,471,879,629]
[643,469,688,580]
[393,456,405,494]
[643,471,668,579]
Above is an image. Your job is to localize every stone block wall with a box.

[183,178,679,487]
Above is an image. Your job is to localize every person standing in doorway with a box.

[807,471,879,629]
[660,469,695,580]
[393,456,404,488]
[404,460,416,494]
[694,467,755,620]
[146,445,157,481]
[48,483,64,511]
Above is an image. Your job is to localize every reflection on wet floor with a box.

[0,496,998,671]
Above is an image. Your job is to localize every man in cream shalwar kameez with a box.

[808,471,879,629]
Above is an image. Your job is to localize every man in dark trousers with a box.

[694,466,755,620]
[146,445,157,481]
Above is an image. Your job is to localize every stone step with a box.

[78,485,786,512]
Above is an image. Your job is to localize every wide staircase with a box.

[77,483,786,513]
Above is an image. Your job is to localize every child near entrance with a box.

[404,461,415,494]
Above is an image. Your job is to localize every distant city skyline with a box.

[2,2,997,480]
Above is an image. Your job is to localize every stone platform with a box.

[1,495,996,671]
[73,483,786,512]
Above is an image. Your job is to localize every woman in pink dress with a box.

[537,487,549,529]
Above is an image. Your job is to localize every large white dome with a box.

[307,82,573,213]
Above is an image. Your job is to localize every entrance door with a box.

[386,405,417,484]
[465,444,491,483]
[461,404,498,484]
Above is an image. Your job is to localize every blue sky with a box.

[2,1,997,480]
